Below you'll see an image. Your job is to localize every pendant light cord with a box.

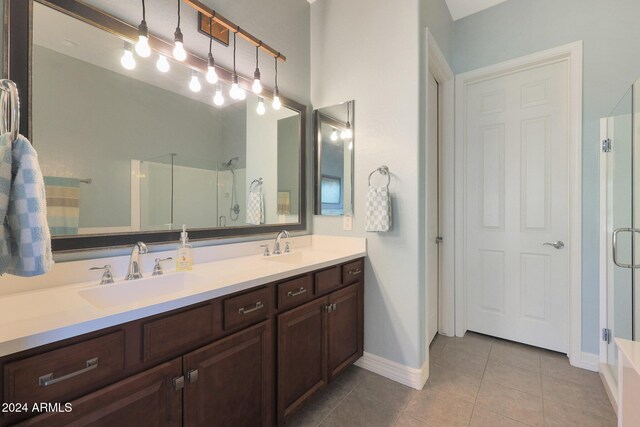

[233,32,237,74]
[256,46,259,68]
[141,0,146,21]
[209,17,213,54]
[275,57,279,91]
[176,0,181,28]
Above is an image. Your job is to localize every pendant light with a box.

[205,17,219,84]
[213,83,225,106]
[229,32,246,100]
[330,128,338,142]
[173,0,187,61]
[135,0,151,57]
[252,46,263,94]
[272,56,282,110]
[189,70,202,92]
[121,42,136,70]
[257,97,266,115]
[156,54,170,72]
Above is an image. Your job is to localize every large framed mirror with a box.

[6,0,306,251]
[314,101,354,216]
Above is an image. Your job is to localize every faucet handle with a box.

[260,244,270,257]
[153,257,173,276]
[284,241,294,253]
[89,265,114,285]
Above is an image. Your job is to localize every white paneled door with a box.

[465,60,569,352]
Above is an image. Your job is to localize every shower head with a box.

[223,157,239,168]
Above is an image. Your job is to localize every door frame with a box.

[453,41,585,367]
[424,29,455,345]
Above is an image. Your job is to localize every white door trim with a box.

[453,41,583,366]
[425,29,455,343]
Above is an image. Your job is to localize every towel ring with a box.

[250,178,263,192]
[0,80,19,142]
[368,166,390,187]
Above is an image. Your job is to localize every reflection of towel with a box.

[247,190,264,225]
[365,186,391,232]
[278,191,291,215]
[0,134,13,273]
[3,135,53,276]
[44,177,80,236]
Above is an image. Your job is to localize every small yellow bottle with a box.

[176,225,193,271]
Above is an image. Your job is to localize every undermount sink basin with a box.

[263,252,308,264]
[78,272,195,309]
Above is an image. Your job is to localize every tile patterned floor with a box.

[286,332,617,427]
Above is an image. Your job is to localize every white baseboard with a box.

[355,352,429,390]
[570,351,600,372]
[599,362,619,414]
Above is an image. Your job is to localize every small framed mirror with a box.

[314,101,354,216]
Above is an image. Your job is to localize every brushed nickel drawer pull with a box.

[287,287,307,298]
[187,369,199,384]
[348,269,362,275]
[238,301,264,315]
[38,357,99,387]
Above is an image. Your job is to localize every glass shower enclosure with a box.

[602,80,640,383]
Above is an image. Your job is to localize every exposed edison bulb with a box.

[156,54,170,73]
[173,41,187,61]
[135,22,151,57]
[271,92,282,110]
[121,44,136,70]
[206,66,218,84]
[230,82,240,100]
[331,129,338,142]
[344,124,353,140]
[189,72,202,92]
[213,85,225,106]
[135,35,151,57]
[256,98,266,115]
[252,79,263,94]
[206,54,218,84]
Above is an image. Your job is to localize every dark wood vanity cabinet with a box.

[0,258,364,427]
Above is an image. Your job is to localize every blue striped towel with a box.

[0,134,12,273]
[1,135,53,276]
[44,176,80,236]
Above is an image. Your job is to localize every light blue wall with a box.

[454,0,640,354]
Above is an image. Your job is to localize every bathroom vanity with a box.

[0,237,365,426]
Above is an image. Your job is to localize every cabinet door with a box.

[183,321,272,427]
[277,296,329,423]
[17,358,182,427]
[328,283,364,380]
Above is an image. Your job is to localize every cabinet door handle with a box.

[238,301,264,315]
[187,369,199,384]
[332,303,337,312]
[287,287,307,298]
[348,269,362,275]
[39,357,99,387]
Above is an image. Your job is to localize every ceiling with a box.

[444,0,509,20]
[307,0,509,21]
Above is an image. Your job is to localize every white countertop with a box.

[616,338,640,376]
[0,235,366,357]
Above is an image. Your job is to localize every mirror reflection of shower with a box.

[223,157,241,222]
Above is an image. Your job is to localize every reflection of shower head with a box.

[223,157,239,168]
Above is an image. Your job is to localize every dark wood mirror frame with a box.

[4,0,307,252]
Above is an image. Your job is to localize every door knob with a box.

[543,241,565,250]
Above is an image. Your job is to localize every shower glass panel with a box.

[605,87,634,381]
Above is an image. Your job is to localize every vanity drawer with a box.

[342,259,364,285]
[224,287,271,330]
[278,275,314,311]
[143,304,214,362]
[3,331,125,406]
[315,266,342,295]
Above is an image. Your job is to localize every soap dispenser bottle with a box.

[176,225,193,271]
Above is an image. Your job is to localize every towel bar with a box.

[250,178,263,192]
[0,79,20,143]
[368,166,391,187]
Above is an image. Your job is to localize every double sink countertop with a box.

[0,235,366,357]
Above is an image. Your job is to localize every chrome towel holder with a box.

[250,177,263,192]
[368,165,390,187]
[0,79,20,143]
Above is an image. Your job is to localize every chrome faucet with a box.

[125,242,148,280]
[273,230,290,255]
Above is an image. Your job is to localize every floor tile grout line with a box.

[314,372,364,426]
[467,340,491,426]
